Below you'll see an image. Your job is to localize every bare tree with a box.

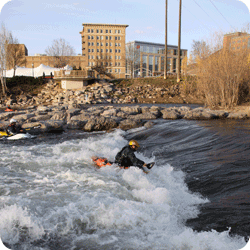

[45,38,76,68]
[126,43,141,78]
[190,40,210,63]
[7,38,27,77]
[0,24,12,95]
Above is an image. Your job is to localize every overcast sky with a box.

[0,0,249,56]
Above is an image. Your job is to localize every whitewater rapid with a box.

[0,128,247,249]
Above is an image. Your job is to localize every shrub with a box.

[185,33,250,108]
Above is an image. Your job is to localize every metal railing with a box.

[54,70,89,78]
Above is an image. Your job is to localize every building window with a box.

[101,49,103,52]
[110,36,112,40]
[92,49,94,52]
[110,49,112,53]
[97,36,100,40]
[97,49,99,52]
[106,36,108,40]
[106,43,109,46]
[100,36,103,40]
[110,43,112,46]
[88,29,90,33]
[97,42,100,46]
[100,29,103,33]
[88,36,91,39]
[106,30,108,33]
[106,49,108,53]
[88,49,91,52]
[91,36,94,40]
[97,29,99,33]
[88,42,91,46]
[110,30,112,33]
[101,43,103,46]
[91,42,94,46]
[91,29,94,33]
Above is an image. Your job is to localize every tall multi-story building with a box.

[223,32,250,51]
[79,23,129,78]
[125,41,188,78]
[7,23,189,80]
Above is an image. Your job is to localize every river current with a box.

[0,112,250,249]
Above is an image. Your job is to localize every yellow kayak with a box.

[0,131,8,137]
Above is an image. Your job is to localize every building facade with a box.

[7,23,189,79]
[126,41,188,78]
[79,23,129,78]
[223,32,250,51]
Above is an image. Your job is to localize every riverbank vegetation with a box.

[184,33,250,108]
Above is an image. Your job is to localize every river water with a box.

[0,113,249,249]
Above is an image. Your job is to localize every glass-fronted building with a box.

[126,41,188,78]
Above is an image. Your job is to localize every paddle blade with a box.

[146,162,155,169]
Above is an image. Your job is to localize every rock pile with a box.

[0,104,249,134]
[0,80,187,109]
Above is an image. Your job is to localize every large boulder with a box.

[162,109,182,119]
[118,118,143,131]
[183,108,217,120]
[120,105,142,115]
[11,113,36,123]
[84,117,118,132]
[50,111,67,121]
[101,108,118,117]
[66,120,88,129]
[129,113,158,120]
[227,112,248,119]
[28,114,53,122]
[37,106,52,112]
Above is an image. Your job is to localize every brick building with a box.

[79,23,129,78]
[223,32,250,51]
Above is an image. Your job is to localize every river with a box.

[0,114,249,249]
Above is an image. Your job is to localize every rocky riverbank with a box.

[0,80,250,134]
[0,79,201,108]
[0,103,250,134]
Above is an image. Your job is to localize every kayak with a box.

[0,131,36,140]
[92,156,155,173]
[5,108,13,112]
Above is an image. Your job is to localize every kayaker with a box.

[6,118,26,135]
[115,140,147,169]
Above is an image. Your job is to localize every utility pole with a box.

[164,0,168,80]
[177,0,182,82]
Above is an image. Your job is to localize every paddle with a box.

[146,162,155,169]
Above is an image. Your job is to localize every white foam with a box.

[0,129,247,249]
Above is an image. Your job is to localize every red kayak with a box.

[92,156,113,168]
[5,108,13,112]
[92,156,154,173]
